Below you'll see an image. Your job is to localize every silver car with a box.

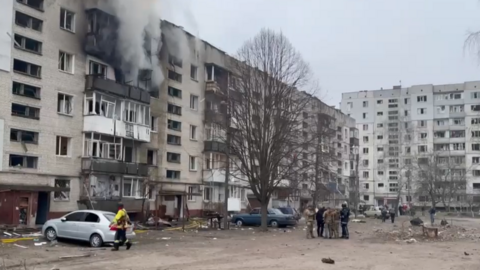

[41,210,136,247]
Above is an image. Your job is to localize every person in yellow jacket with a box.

[110,202,132,251]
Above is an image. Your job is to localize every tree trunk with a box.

[260,201,269,231]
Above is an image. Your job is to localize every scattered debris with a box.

[405,238,417,244]
[410,218,424,227]
[321,258,335,264]
[60,254,92,259]
[351,219,366,223]
[440,219,448,226]
[3,232,12,237]
[161,237,171,240]
[464,252,470,256]
[14,243,27,249]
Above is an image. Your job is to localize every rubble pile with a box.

[375,224,480,243]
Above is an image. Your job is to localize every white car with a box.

[42,210,136,247]
[363,206,382,218]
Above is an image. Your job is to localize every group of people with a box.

[303,203,351,240]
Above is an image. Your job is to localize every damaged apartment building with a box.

[0,0,251,226]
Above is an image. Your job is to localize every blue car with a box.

[232,208,297,228]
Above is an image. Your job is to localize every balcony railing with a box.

[206,81,221,94]
[81,158,149,176]
[204,141,227,153]
[85,75,150,104]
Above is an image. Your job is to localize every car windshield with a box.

[270,209,283,215]
[103,213,115,222]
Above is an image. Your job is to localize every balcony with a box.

[203,169,246,184]
[205,109,226,125]
[206,81,221,94]
[81,158,149,176]
[85,75,150,104]
[350,137,359,146]
[204,141,227,153]
[83,116,150,142]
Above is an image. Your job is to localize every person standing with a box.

[316,206,326,237]
[303,205,315,239]
[110,202,133,251]
[340,203,350,239]
[331,209,340,239]
[323,207,331,239]
[389,207,396,223]
[429,207,436,225]
[381,207,388,222]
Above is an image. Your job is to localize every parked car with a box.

[231,208,297,227]
[42,210,136,247]
[276,207,301,221]
[363,206,382,218]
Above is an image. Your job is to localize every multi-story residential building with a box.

[341,81,480,208]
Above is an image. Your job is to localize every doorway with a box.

[35,192,49,225]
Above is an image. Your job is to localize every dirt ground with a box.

[2,216,480,270]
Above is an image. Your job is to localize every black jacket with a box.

[340,207,350,223]
[316,209,325,222]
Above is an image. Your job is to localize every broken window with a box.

[190,65,198,80]
[168,54,182,67]
[123,178,145,198]
[147,150,157,166]
[60,8,75,32]
[9,154,38,169]
[89,61,107,78]
[168,87,182,98]
[15,11,43,31]
[167,103,182,115]
[168,70,182,83]
[56,136,70,156]
[17,0,44,10]
[58,51,74,73]
[12,82,40,99]
[54,179,70,201]
[167,120,181,131]
[11,103,40,119]
[10,129,38,144]
[13,59,41,78]
[14,34,42,54]
[57,93,73,115]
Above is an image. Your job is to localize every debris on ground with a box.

[441,219,448,226]
[405,238,417,244]
[464,252,469,256]
[14,243,28,249]
[59,254,92,259]
[321,258,335,264]
[410,218,424,227]
[351,219,366,223]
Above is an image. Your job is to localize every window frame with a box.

[58,51,75,73]
[55,136,71,157]
[53,179,70,201]
[60,8,76,32]
[57,92,74,116]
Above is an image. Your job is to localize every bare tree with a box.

[227,29,316,230]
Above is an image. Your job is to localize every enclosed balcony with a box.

[81,158,149,176]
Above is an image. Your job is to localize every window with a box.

[451,130,465,138]
[363,171,369,178]
[190,65,198,80]
[472,118,480,125]
[417,96,427,102]
[389,183,399,192]
[54,179,70,201]
[167,134,181,145]
[377,123,383,128]
[451,118,464,126]
[14,34,42,54]
[363,195,369,201]
[376,100,383,104]
[362,124,368,131]
[363,113,367,119]
[55,136,71,156]
[418,145,428,153]
[450,105,464,113]
[167,120,181,131]
[13,59,41,78]
[204,187,212,201]
[167,152,181,163]
[377,159,384,164]
[377,135,383,140]
[420,133,427,139]
[10,129,38,144]
[12,82,40,99]
[363,101,368,107]
[167,103,181,115]
[168,54,183,67]
[57,93,73,115]
[474,183,480,189]
[17,0,44,10]
[168,87,182,98]
[60,8,75,32]
[189,156,197,171]
[418,120,426,127]
[84,213,100,223]
[89,61,107,78]
[190,95,199,110]
[346,102,352,111]
[168,70,182,83]
[362,148,369,154]
[150,116,158,132]
[434,131,446,138]
[187,186,195,201]
[417,108,426,115]
[472,105,480,112]
[363,136,369,143]
[166,170,180,179]
[190,125,197,140]
[362,160,369,166]
[378,183,384,188]
[473,144,480,151]
[147,150,157,166]
[9,154,37,169]
[473,157,480,164]
[123,178,145,198]
[64,212,83,222]
[436,106,446,114]
[377,112,383,116]
[58,51,74,73]
[378,171,384,176]
[15,12,42,31]
[436,120,446,126]
[11,103,40,119]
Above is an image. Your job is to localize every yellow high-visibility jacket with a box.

[111,209,131,230]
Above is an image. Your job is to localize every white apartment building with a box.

[341,81,480,208]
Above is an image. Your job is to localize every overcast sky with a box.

[161,0,480,107]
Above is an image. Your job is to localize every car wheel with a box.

[45,227,57,241]
[270,220,279,227]
[90,233,103,248]
[235,219,243,226]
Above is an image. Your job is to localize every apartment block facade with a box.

[341,81,480,207]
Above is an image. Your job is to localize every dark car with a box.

[276,207,301,221]
[231,208,297,228]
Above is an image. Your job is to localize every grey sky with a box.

[161,0,480,107]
